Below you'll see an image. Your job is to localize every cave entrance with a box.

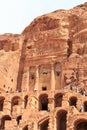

[84,101,87,112]
[69,96,77,107]
[40,119,49,130]
[0,96,5,111]
[76,122,87,130]
[11,96,20,113]
[57,110,67,130]
[39,94,48,111]
[23,125,28,130]
[0,115,11,129]
[54,93,63,107]
[67,39,72,57]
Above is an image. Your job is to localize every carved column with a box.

[48,98,54,111]
[29,122,34,130]
[48,116,54,130]
[34,121,38,130]
[54,116,57,130]
[38,125,40,130]
[3,96,11,115]
[21,66,29,92]
[35,65,39,90]
[62,95,69,107]
[51,63,55,90]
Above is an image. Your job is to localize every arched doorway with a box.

[54,93,63,107]
[69,96,77,107]
[11,96,21,113]
[57,110,67,130]
[0,115,11,129]
[39,64,51,91]
[40,119,49,130]
[75,120,87,130]
[23,125,28,130]
[0,96,5,111]
[24,95,28,109]
[39,94,48,111]
[84,101,87,112]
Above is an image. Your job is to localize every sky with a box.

[0,0,87,34]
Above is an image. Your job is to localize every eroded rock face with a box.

[18,2,87,92]
[0,2,87,93]
[0,3,87,130]
[0,33,23,92]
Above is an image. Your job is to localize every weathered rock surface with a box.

[0,34,21,92]
[0,2,87,130]
[20,2,87,91]
[0,2,87,93]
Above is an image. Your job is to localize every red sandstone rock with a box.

[0,2,87,130]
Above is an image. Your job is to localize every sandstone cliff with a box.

[0,33,23,92]
[0,2,87,92]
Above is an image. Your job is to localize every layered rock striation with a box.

[0,2,87,130]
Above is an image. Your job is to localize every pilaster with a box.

[21,66,29,92]
[51,63,55,90]
[3,96,11,115]
[48,97,54,111]
[35,65,39,91]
